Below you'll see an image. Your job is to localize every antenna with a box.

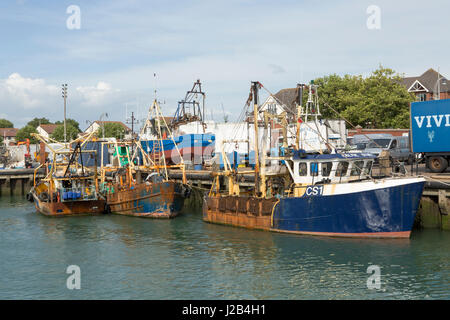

[221,103,228,123]
[153,73,157,100]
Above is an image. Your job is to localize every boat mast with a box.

[295,84,304,149]
[251,81,261,197]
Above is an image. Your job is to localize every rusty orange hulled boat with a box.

[100,99,190,218]
[28,133,107,217]
[104,178,189,219]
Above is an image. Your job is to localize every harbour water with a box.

[0,196,449,300]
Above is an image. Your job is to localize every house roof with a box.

[93,121,132,132]
[273,87,299,114]
[0,128,18,137]
[38,124,58,134]
[402,68,450,93]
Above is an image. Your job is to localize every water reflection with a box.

[0,196,448,299]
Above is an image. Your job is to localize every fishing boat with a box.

[28,133,106,217]
[140,80,214,167]
[100,99,191,218]
[203,82,425,238]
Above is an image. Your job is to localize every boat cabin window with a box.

[363,161,373,175]
[298,162,307,176]
[322,162,333,177]
[335,161,349,177]
[310,162,319,176]
[350,161,365,176]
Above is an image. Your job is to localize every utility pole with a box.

[126,111,139,155]
[62,84,68,142]
[126,111,138,138]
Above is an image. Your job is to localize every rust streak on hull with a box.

[203,196,274,231]
[106,181,186,219]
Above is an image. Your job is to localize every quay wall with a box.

[0,169,43,197]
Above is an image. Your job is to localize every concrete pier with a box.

[416,189,450,230]
[0,168,44,197]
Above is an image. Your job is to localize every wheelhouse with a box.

[286,152,376,185]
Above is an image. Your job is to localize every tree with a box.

[27,117,51,129]
[16,125,38,144]
[55,119,81,132]
[0,119,14,128]
[314,66,415,129]
[51,124,80,142]
[98,123,126,139]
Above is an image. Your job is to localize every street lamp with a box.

[433,68,447,100]
[62,84,68,142]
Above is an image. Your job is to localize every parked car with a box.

[350,134,414,164]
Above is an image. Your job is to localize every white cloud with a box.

[1,73,59,109]
[2,0,450,127]
[0,74,122,128]
[76,81,119,106]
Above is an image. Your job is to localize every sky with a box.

[0,0,449,130]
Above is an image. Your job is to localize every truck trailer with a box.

[410,99,450,173]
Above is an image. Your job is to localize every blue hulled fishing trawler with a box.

[204,82,425,238]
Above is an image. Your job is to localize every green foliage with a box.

[55,119,81,132]
[0,119,14,128]
[51,124,80,142]
[16,125,38,144]
[97,123,126,139]
[27,118,52,129]
[314,66,415,128]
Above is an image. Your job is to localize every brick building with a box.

[0,128,19,145]
[402,68,450,101]
[347,126,409,137]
